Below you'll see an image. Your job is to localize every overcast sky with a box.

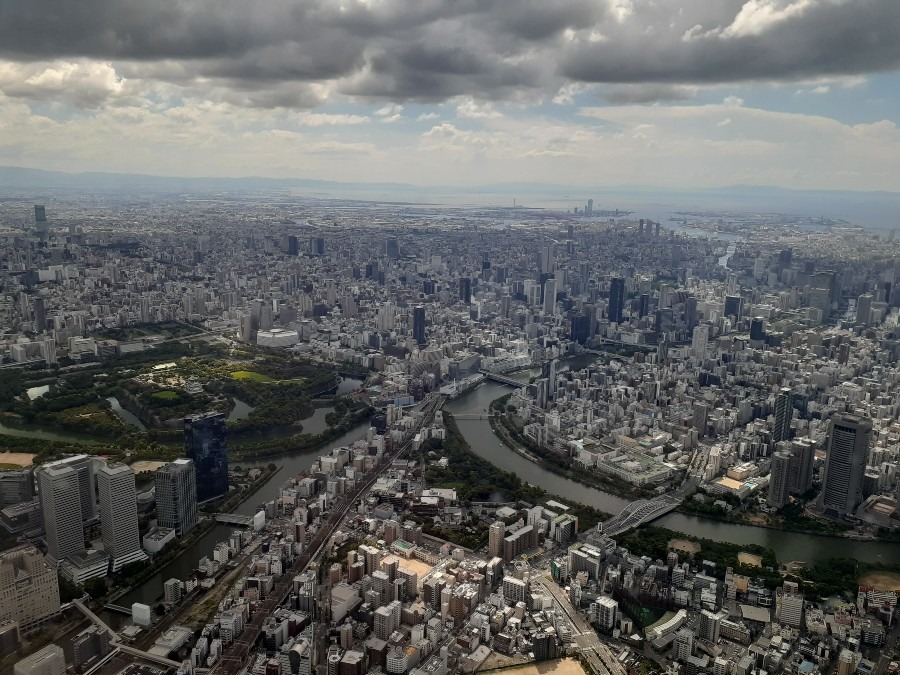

[2,0,900,191]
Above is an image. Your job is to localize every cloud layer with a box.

[1,0,899,107]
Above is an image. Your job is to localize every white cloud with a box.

[456,98,502,119]
[293,112,370,126]
[416,112,440,121]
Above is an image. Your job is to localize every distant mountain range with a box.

[2,165,898,229]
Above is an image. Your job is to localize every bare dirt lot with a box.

[0,452,36,467]
[669,539,701,555]
[738,552,763,568]
[858,571,900,591]
[481,658,587,675]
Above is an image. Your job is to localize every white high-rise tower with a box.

[98,464,148,572]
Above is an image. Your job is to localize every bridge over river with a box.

[600,494,683,536]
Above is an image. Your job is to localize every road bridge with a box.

[601,494,682,537]
[478,370,526,387]
[103,604,133,615]
[214,513,255,526]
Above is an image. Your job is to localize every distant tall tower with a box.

[856,293,873,326]
[33,205,49,240]
[155,459,198,536]
[413,305,426,346]
[459,278,472,304]
[37,466,85,565]
[32,297,46,333]
[608,277,625,324]
[772,389,793,444]
[543,278,557,315]
[818,414,872,517]
[586,199,593,217]
[691,325,709,359]
[184,412,228,502]
[98,464,148,572]
[767,451,792,509]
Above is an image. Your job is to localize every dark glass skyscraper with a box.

[184,411,228,502]
[459,278,472,304]
[608,277,625,323]
[413,305,426,346]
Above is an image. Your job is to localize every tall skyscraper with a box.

[98,464,148,572]
[788,438,816,495]
[459,278,472,304]
[37,455,97,525]
[856,293,873,326]
[155,459,198,536]
[818,414,872,517]
[543,278,557,315]
[691,324,708,359]
[608,277,625,323]
[767,451,792,509]
[412,305,426,346]
[37,466,85,565]
[184,412,228,503]
[32,298,46,333]
[772,388,793,444]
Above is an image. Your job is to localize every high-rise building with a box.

[543,278,557,315]
[184,412,228,503]
[724,295,742,322]
[857,293,873,326]
[773,389,793,443]
[0,468,34,508]
[32,298,46,333]
[98,464,148,572]
[0,545,61,632]
[595,597,617,632]
[608,277,625,324]
[155,459,198,536]
[698,610,721,644]
[37,465,85,565]
[37,455,96,525]
[788,438,816,495]
[13,645,64,675]
[691,325,708,359]
[459,278,472,304]
[413,305,426,346]
[767,451,792,510]
[819,414,872,517]
[488,521,505,560]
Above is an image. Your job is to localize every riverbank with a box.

[488,400,655,501]
[488,393,880,541]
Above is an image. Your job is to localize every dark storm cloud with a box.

[1,0,899,107]
[562,0,900,85]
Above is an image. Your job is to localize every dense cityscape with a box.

[0,190,898,675]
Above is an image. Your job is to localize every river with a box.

[444,373,900,566]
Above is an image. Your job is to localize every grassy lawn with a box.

[230,371,274,383]
[0,463,23,470]
[151,390,179,400]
